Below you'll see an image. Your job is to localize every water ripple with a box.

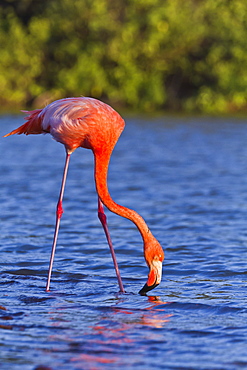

[1,116,247,369]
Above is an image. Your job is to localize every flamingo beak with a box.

[139,259,163,295]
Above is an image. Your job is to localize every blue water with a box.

[1,114,247,370]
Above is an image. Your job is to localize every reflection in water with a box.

[47,296,172,369]
[2,116,247,369]
[138,296,172,328]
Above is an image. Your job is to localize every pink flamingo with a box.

[4,97,164,294]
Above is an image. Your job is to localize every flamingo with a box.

[4,97,164,294]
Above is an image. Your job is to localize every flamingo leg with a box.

[98,197,125,293]
[46,152,71,291]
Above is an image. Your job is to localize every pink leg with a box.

[98,197,125,293]
[46,152,71,291]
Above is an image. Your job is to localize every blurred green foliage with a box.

[0,0,247,113]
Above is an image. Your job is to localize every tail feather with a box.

[4,109,44,137]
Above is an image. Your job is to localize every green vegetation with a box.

[1,0,247,114]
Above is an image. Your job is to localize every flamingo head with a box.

[139,237,164,295]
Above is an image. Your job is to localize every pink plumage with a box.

[4,97,164,294]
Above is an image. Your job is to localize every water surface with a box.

[1,115,247,369]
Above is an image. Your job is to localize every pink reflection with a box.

[69,296,172,368]
[46,295,172,369]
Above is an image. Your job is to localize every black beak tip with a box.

[139,282,159,296]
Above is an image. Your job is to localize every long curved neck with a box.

[94,149,151,243]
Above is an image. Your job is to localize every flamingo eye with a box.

[154,255,163,262]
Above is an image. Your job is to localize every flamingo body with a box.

[10,98,124,154]
[5,97,164,294]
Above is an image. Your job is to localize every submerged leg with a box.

[98,197,125,293]
[46,152,71,291]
